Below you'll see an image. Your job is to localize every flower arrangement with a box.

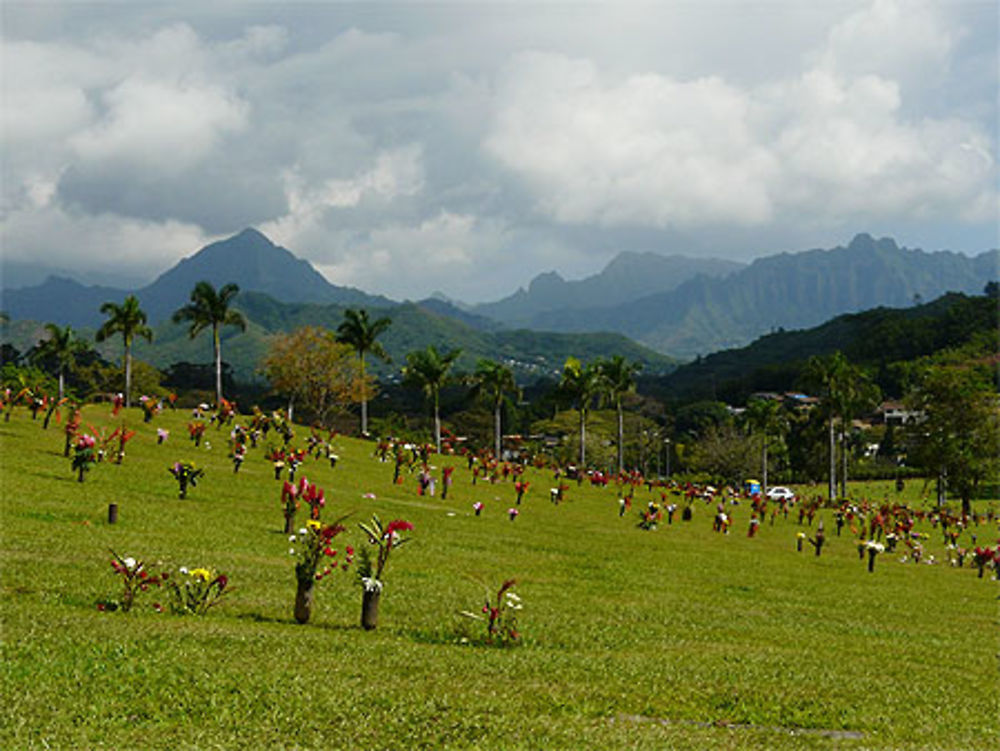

[289,517,353,624]
[514,480,529,505]
[114,424,136,464]
[281,480,300,533]
[507,507,519,521]
[441,466,454,499]
[972,546,999,579]
[188,420,206,446]
[299,477,326,520]
[797,531,806,552]
[458,578,523,647]
[139,395,160,423]
[864,540,885,572]
[71,433,97,482]
[356,515,413,629]
[157,428,169,444]
[167,566,231,615]
[638,501,662,531]
[62,408,81,456]
[168,461,204,499]
[98,550,164,612]
[473,501,484,516]
[266,447,286,479]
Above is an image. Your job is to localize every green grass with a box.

[1,405,997,750]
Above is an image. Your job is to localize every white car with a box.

[766,486,796,501]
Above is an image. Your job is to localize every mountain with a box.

[0,228,393,327]
[473,251,742,325]
[514,235,999,358]
[642,291,999,404]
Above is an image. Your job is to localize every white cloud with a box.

[485,40,996,232]
[69,76,248,173]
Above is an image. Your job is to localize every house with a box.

[875,401,923,426]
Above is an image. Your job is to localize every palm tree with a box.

[95,295,153,408]
[467,359,520,459]
[335,308,392,436]
[744,396,787,496]
[32,324,86,400]
[560,357,602,468]
[171,281,246,405]
[597,356,642,473]
[805,352,880,501]
[402,345,461,454]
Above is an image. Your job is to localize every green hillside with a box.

[644,292,999,404]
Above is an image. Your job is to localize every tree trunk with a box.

[434,395,442,455]
[494,402,502,459]
[828,418,837,503]
[287,397,294,422]
[294,579,315,624]
[214,325,223,405]
[579,408,586,467]
[360,352,368,436]
[124,341,132,409]
[361,588,381,630]
[58,371,65,402]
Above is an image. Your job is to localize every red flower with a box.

[385,519,414,536]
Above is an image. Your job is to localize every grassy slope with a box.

[1,406,996,750]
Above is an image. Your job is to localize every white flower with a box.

[122,557,136,570]
[506,592,521,603]
[298,528,307,536]
[288,535,296,543]
[204,442,212,450]
[288,548,296,556]
[179,566,189,575]
[361,577,383,593]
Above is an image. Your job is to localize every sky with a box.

[2,0,997,301]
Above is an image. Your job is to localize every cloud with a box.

[484,37,996,231]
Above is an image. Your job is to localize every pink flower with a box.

[385,519,414,536]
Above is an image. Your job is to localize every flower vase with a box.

[77,466,86,483]
[361,588,381,630]
[294,579,315,624]
[284,514,295,534]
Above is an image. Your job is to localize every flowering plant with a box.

[139,395,160,423]
[188,420,206,446]
[637,501,661,531]
[71,433,97,482]
[289,517,354,585]
[458,578,523,646]
[296,477,326,520]
[167,566,231,615]
[356,515,413,592]
[168,460,204,499]
[98,550,164,612]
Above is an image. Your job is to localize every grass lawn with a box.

[1,404,997,750]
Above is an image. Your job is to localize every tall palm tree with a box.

[467,359,520,459]
[32,323,85,400]
[560,357,602,468]
[171,281,246,405]
[402,345,461,454]
[335,308,392,436]
[96,295,153,408]
[744,396,787,496]
[597,355,642,473]
[805,352,880,501]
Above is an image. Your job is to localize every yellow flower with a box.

[306,520,321,531]
[189,567,211,582]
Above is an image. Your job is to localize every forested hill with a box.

[641,292,999,405]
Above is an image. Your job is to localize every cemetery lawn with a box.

[1,406,996,750]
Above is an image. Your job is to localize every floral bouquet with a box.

[167,566,231,615]
[139,395,160,423]
[98,550,165,612]
[289,517,353,624]
[458,578,523,646]
[188,420,206,446]
[157,428,170,444]
[71,433,97,482]
[356,515,413,629]
[281,480,300,533]
[168,460,204,499]
[266,448,286,479]
[972,546,999,579]
[296,477,326,520]
[638,501,662,531]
